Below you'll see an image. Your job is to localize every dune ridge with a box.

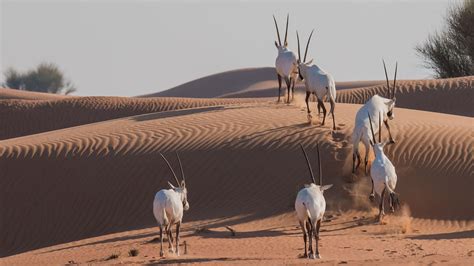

[0,97,262,140]
[1,100,472,258]
[0,87,70,100]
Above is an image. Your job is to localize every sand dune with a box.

[142,67,385,98]
[144,69,473,117]
[0,87,70,100]
[337,76,474,116]
[0,97,261,140]
[1,99,472,259]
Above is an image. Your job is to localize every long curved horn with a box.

[159,153,180,186]
[303,29,314,63]
[297,31,301,61]
[317,143,322,186]
[382,59,390,98]
[284,14,289,46]
[368,112,376,144]
[379,112,382,143]
[300,144,316,184]
[392,61,398,99]
[273,15,282,46]
[175,152,185,184]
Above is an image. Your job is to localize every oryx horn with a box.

[300,144,316,184]
[284,14,289,45]
[317,142,322,186]
[159,153,180,186]
[176,152,185,184]
[273,15,282,46]
[392,61,398,99]
[303,29,314,63]
[368,112,376,144]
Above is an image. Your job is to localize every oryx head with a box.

[160,152,189,211]
[300,143,333,193]
[273,14,290,52]
[367,112,393,153]
[296,30,315,81]
[382,60,398,120]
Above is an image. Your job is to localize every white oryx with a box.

[273,14,298,103]
[368,113,400,221]
[352,60,397,174]
[295,143,333,259]
[296,30,337,130]
[153,152,189,257]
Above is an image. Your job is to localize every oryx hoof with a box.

[390,139,395,144]
[369,194,375,202]
[309,253,315,259]
[390,206,395,213]
[315,254,321,259]
[160,251,164,257]
[307,113,312,122]
[175,251,180,256]
[169,248,175,253]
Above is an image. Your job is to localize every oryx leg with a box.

[317,100,321,117]
[369,178,375,202]
[317,99,327,126]
[329,97,336,130]
[291,77,296,101]
[175,221,181,256]
[159,226,164,257]
[305,91,312,122]
[167,225,174,253]
[378,188,386,222]
[384,120,395,143]
[307,218,314,258]
[285,77,291,103]
[389,193,396,213]
[277,74,282,103]
[364,140,370,175]
[352,143,362,173]
[315,219,322,259]
[299,220,308,258]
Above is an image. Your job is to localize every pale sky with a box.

[1,0,452,96]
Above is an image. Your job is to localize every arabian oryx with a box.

[296,30,337,130]
[273,14,298,103]
[368,112,400,221]
[153,152,189,257]
[352,60,398,174]
[295,144,333,259]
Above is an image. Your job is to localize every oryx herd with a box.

[151,14,402,260]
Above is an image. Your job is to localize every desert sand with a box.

[0,72,473,265]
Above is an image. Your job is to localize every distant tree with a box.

[416,0,474,78]
[3,62,76,94]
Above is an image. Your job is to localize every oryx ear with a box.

[386,99,395,106]
[180,180,186,188]
[306,59,313,65]
[274,41,279,48]
[168,181,176,189]
[320,184,333,191]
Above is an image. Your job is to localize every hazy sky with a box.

[1,0,452,96]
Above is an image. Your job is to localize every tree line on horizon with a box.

[1,1,472,95]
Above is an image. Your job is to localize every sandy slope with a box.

[142,67,384,98]
[0,87,70,100]
[337,76,474,116]
[0,97,261,140]
[1,99,472,263]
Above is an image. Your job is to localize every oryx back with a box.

[295,184,326,223]
[153,189,184,227]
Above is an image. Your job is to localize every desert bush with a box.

[416,0,473,78]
